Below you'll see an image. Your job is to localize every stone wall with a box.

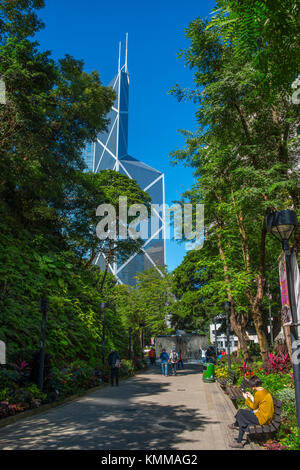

[155,335,209,361]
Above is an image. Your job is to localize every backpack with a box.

[171,351,178,362]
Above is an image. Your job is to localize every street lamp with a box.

[128,327,132,360]
[222,301,232,370]
[213,314,224,356]
[267,288,274,346]
[100,302,109,366]
[214,317,218,354]
[38,297,49,391]
[140,322,146,360]
[266,209,300,427]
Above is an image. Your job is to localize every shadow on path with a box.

[0,364,219,450]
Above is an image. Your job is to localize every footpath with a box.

[0,364,258,450]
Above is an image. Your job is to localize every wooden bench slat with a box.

[245,394,282,437]
[270,422,279,432]
[262,424,272,432]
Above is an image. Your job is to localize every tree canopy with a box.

[169,0,300,362]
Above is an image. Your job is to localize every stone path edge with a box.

[0,369,148,429]
[215,381,261,450]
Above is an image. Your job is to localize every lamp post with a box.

[266,209,300,428]
[100,302,108,366]
[267,288,274,346]
[38,297,49,391]
[214,317,218,355]
[128,327,132,360]
[140,322,146,360]
[223,301,232,370]
[213,315,223,356]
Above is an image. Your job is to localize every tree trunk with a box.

[252,305,269,364]
[230,312,251,363]
[216,229,250,361]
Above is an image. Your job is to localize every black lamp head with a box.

[266,210,298,242]
[222,301,231,312]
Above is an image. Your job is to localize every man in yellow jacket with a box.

[228,375,274,448]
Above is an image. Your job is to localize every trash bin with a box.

[202,363,215,383]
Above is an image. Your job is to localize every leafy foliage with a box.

[170,0,300,362]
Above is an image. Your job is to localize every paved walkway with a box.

[0,364,256,450]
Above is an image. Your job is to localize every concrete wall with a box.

[155,335,209,361]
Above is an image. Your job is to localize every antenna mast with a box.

[125,33,128,73]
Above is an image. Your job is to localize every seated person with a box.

[228,375,274,448]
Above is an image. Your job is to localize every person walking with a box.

[149,347,156,366]
[160,349,169,376]
[228,375,274,448]
[201,348,206,364]
[108,349,121,387]
[169,348,179,376]
[177,350,184,369]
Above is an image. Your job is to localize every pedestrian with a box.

[160,348,169,376]
[177,349,184,369]
[149,347,156,366]
[199,347,202,361]
[169,348,179,376]
[201,348,206,364]
[228,375,274,448]
[206,346,217,364]
[108,349,121,387]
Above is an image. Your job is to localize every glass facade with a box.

[83,141,94,172]
[82,61,166,286]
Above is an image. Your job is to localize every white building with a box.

[209,321,259,352]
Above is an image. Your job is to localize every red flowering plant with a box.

[240,360,254,377]
[265,352,291,375]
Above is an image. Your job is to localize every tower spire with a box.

[125,32,128,73]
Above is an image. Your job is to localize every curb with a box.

[0,369,148,429]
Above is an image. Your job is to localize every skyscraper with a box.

[82,37,166,285]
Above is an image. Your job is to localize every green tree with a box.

[111,267,172,357]
[170,3,299,362]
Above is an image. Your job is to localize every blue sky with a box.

[35,0,216,271]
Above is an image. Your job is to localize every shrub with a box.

[281,427,300,450]
[255,370,293,395]
[120,359,135,377]
[274,388,297,430]
[46,361,103,400]
[263,440,287,451]
[0,369,20,393]
[265,352,291,375]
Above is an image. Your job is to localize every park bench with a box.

[217,369,237,389]
[247,397,282,438]
[225,382,282,440]
[226,377,252,401]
